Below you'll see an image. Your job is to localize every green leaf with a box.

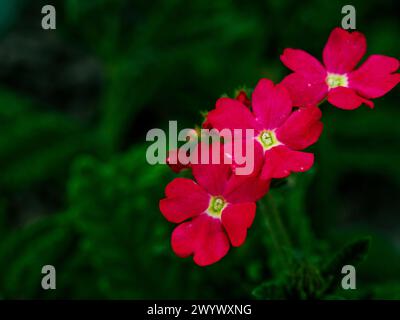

[253,262,325,300]
[322,237,371,294]
[323,237,370,275]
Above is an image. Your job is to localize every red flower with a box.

[280,27,400,110]
[168,91,252,173]
[166,149,189,173]
[202,90,251,129]
[205,78,323,179]
[159,160,270,266]
[235,90,251,108]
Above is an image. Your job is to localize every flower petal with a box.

[276,106,323,150]
[235,90,251,107]
[251,78,292,129]
[166,149,190,173]
[160,178,209,223]
[349,54,400,99]
[223,173,270,203]
[327,87,373,110]
[221,203,256,247]
[261,146,314,179]
[223,134,264,177]
[280,48,326,77]
[171,214,230,266]
[206,97,259,131]
[323,27,366,73]
[280,73,327,107]
[191,162,232,196]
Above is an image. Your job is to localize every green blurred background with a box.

[0,0,398,299]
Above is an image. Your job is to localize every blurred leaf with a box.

[253,278,286,300]
[322,237,370,294]
[0,214,75,298]
[0,90,98,190]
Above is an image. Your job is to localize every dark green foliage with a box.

[0,214,75,298]
[253,237,370,300]
[67,148,171,298]
[0,90,97,190]
[322,238,370,292]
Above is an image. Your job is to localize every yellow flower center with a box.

[326,73,348,89]
[207,196,226,218]
[258,130,279,151]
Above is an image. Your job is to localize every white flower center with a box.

[257,130,279,151]
[207,196,226,218]
[326,73,348,89]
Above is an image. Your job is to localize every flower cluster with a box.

[159,28,399,266]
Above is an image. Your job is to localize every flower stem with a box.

[259,193,293,273]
